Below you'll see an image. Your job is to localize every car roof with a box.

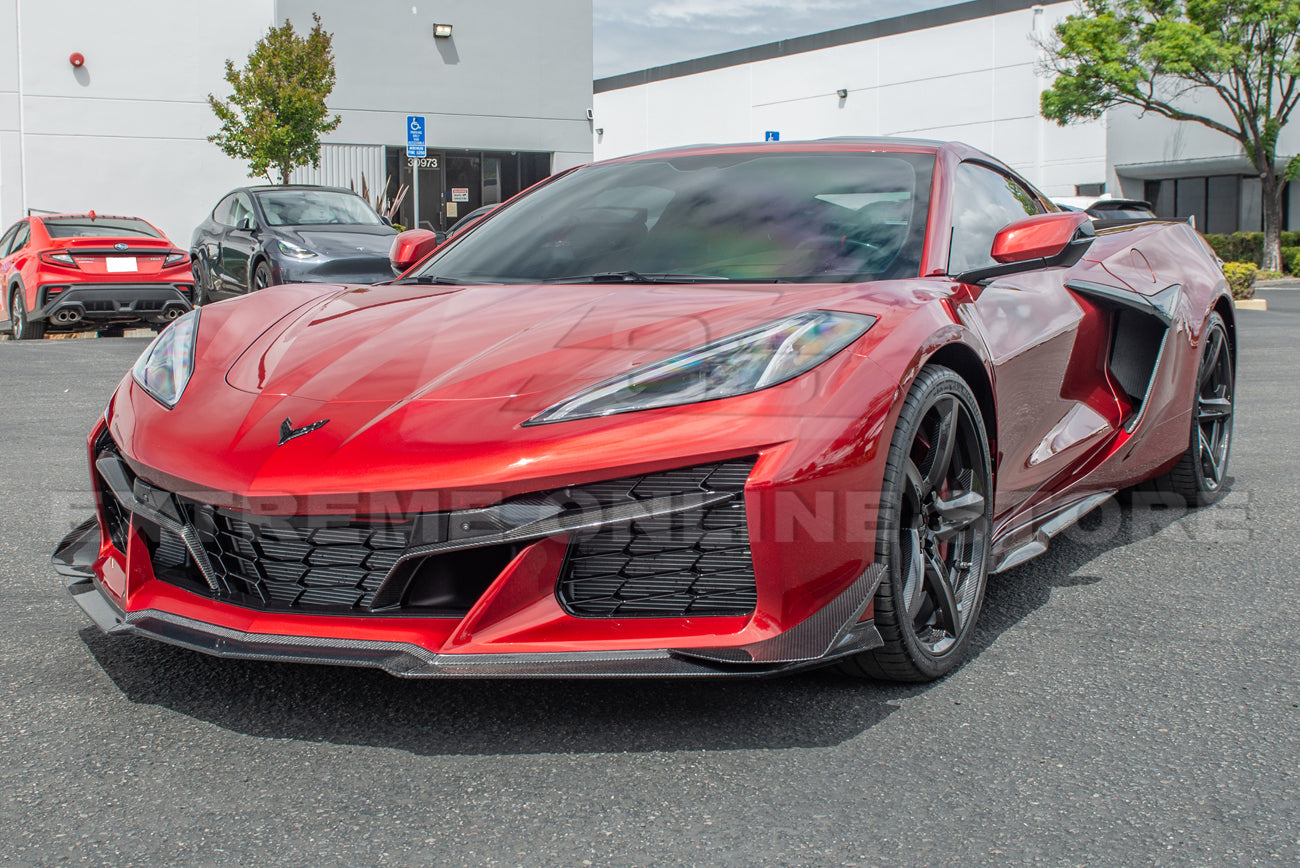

[32,213,153,222]
[242,184,361,195]
[1054,196,1153,211]
[594,137,1016,175]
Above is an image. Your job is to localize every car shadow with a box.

[78,485,1210,757]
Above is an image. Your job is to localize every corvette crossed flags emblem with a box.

[278,417,330,446]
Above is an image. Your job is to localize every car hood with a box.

[121,279,898,501]
[224,281,846,406]
[283,226,396,258]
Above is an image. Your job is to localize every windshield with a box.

[44,217,162,239]
[410,151,934,284]
[1090,206,1155,220]
[255,190,384,227]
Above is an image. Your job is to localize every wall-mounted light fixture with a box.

[433,23,453,38]
[836,88,848,99]
[595,128,604,135]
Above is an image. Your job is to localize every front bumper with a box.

[36,283,192,327]
[54,512,885,678]
[273,257,394,287]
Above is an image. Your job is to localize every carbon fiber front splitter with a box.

[55,516,884,679]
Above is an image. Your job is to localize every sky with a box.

[593,0,950,79]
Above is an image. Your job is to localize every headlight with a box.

[131,309,199,408]
[526,310,875,425]
[277,239,316,258]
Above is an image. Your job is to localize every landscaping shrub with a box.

[1222,261,1258,299]
[1202,231,1300,266]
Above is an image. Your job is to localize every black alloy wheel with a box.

[841,365,992,682]
[191,259,209,306]
[1156,312,1234,506]
[251,260,274,292]
[9,288,43,340]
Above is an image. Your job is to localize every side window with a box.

[0,224,19,257]
[9,222,31,254]
[212,195,237,226]
[948,163,1042,275]
[230,194,255,228]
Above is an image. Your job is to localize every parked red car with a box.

[0,213,193,339]
[56,139,1235,682]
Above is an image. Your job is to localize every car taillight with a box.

[163,252,188,267]
[40,252,78,268]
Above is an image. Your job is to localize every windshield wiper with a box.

[542,271,735,284]
[391,274,478,285]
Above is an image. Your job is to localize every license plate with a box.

[106,257,137,273]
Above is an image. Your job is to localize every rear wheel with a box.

[1152,312,1234,506]
[9,288,44,340]
[840,365,993,682]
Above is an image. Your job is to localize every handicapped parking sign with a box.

[765,131,780,142]
[407,115,426,158]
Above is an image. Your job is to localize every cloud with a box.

[594,0,945,77]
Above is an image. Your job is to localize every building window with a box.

[1145,174,1292,234]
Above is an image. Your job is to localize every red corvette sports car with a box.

[54,139,1235,681]
[1,213,193,338]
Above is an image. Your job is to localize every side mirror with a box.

[236,216,255,232]
[955,211,1094,285]
[991,210,1091,263]
[389,229,442,276]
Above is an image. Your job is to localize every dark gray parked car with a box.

[190,185,397,304]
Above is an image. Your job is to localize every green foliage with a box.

[207,13,341,184]
[1203,231,1300,265]
[1285,247,1300,274]
[1041,1,1300,271]
[1257,269,1284,280]
[1221,261,1257,299]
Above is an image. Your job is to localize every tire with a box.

[1152,312,1234,507]
[191,258,209,306]
[839,365,993,682]
[9,287,44,341]
[250,260,274,293]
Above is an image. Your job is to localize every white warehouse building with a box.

[593,0,1300,235]
[0,0,594,244]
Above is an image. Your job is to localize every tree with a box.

[208,13,342,185]
[1040,0,1300,271]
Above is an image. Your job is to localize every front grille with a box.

[95,468,131,553]
[93,426,758,619]
[558,459,758,618]
[183,501,413,610]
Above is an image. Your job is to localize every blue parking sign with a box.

[407,115,426,158]
[765,131,780,142]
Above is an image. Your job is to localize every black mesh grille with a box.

[94,425,758,619]
[93,435,131,553]
[558,459,758,618]
[184,501,414,611]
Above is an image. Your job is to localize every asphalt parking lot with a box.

[2,292,1297,867]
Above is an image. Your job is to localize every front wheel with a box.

[840,365,993,682]
[191,258,209,306]
[1152,312,1234,506]
[250,260,274,292]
